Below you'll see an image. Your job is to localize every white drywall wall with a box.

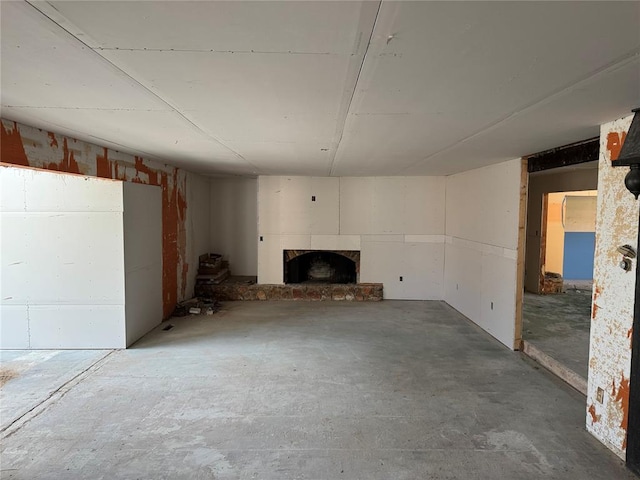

[257,176,445,299]
[210,177,258,276]
[185,172,212,296]
[444,159,523,349]
[123,182,162,346]
[0,166,126,349]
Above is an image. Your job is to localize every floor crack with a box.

[0,350,117,439]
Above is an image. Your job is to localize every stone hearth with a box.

[195,276,382,301]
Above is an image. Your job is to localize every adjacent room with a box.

[1,1,640,478]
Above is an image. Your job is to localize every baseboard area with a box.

[521,340,587,396]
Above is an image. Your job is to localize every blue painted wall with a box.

[563,232,595,280]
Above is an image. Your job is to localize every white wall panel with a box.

[404,177,446,234]
[258,176,282,236]
[0,166,156,349]
[373,177,405,234]
[443,243,483,321]
[185,172,212,296]
[480,253,517,348]
[0,167,26,211]
[1,213,125,305]
[257,234,283,284]
[360,240,403,298]
[0,306,30,349]
[339,177,375,234]
[444,159,523,349]
[310,235,360,251]
[446,159,521,249]
[404,235,445,243]
[25,172,123,213]
[402,243,444,300]
[280,234,312,250]
[279,177,312,234]
[28,305,126,349]
[211,177,258,276]
[123,182,162,347]
[310,177,339,234]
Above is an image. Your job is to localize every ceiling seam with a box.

[399,48,640,174]
[24,0,260,173]
[328,1,383,177]
[93,48,350,56]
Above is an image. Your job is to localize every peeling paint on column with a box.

[0,121,30,166]
[587,114,635,459]
[607,132,627,163]
[0,119,192,318]
[589,404,601,423]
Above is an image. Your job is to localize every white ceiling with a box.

[1,1,639,176]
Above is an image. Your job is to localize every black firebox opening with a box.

[284,251,357,284]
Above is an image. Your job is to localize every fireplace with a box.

[283,250,359,284]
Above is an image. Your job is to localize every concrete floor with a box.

[522,284,592,380]
[0,301,633,479]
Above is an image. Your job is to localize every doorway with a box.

[522,187,597,391]
[521,144,598,393]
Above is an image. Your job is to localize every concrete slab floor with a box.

[522,286,592,380]
[0,301,633,479]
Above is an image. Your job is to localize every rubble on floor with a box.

[195,253,230,286]
[171,297,221,317]
[541,271,564,294]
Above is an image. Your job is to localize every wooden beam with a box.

[527,138,599,173]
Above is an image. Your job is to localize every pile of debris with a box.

[196,253,230,286]
[172,296,221,317]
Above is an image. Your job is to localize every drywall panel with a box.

[280,234,312,250]
[185,172,211,297]
[402,242,444,300]
[443,242,483,321]
[279,177,312,234]
[404,177,446,234]
[211,177,257,276]
[0,166,126,349]
[340,177,446,235]
[361,235,404,243]
[257,176,281,236]
[257,235,283,284]
[372,177,405,234]
[28,305,126,349]
[444,159,523,349]
[311,177,339,234]
[361,240,444,300]
[339,177,375,234]
[446,159,521,250]
[1,213,125,305]
[564,195,597,232]
[360,240,403,299]
[0,306,30,349]
[123,182,162,346]
[479,253,517,348]
[404,235,445,243]
[310,235,360,251]
[25,171,123,213]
